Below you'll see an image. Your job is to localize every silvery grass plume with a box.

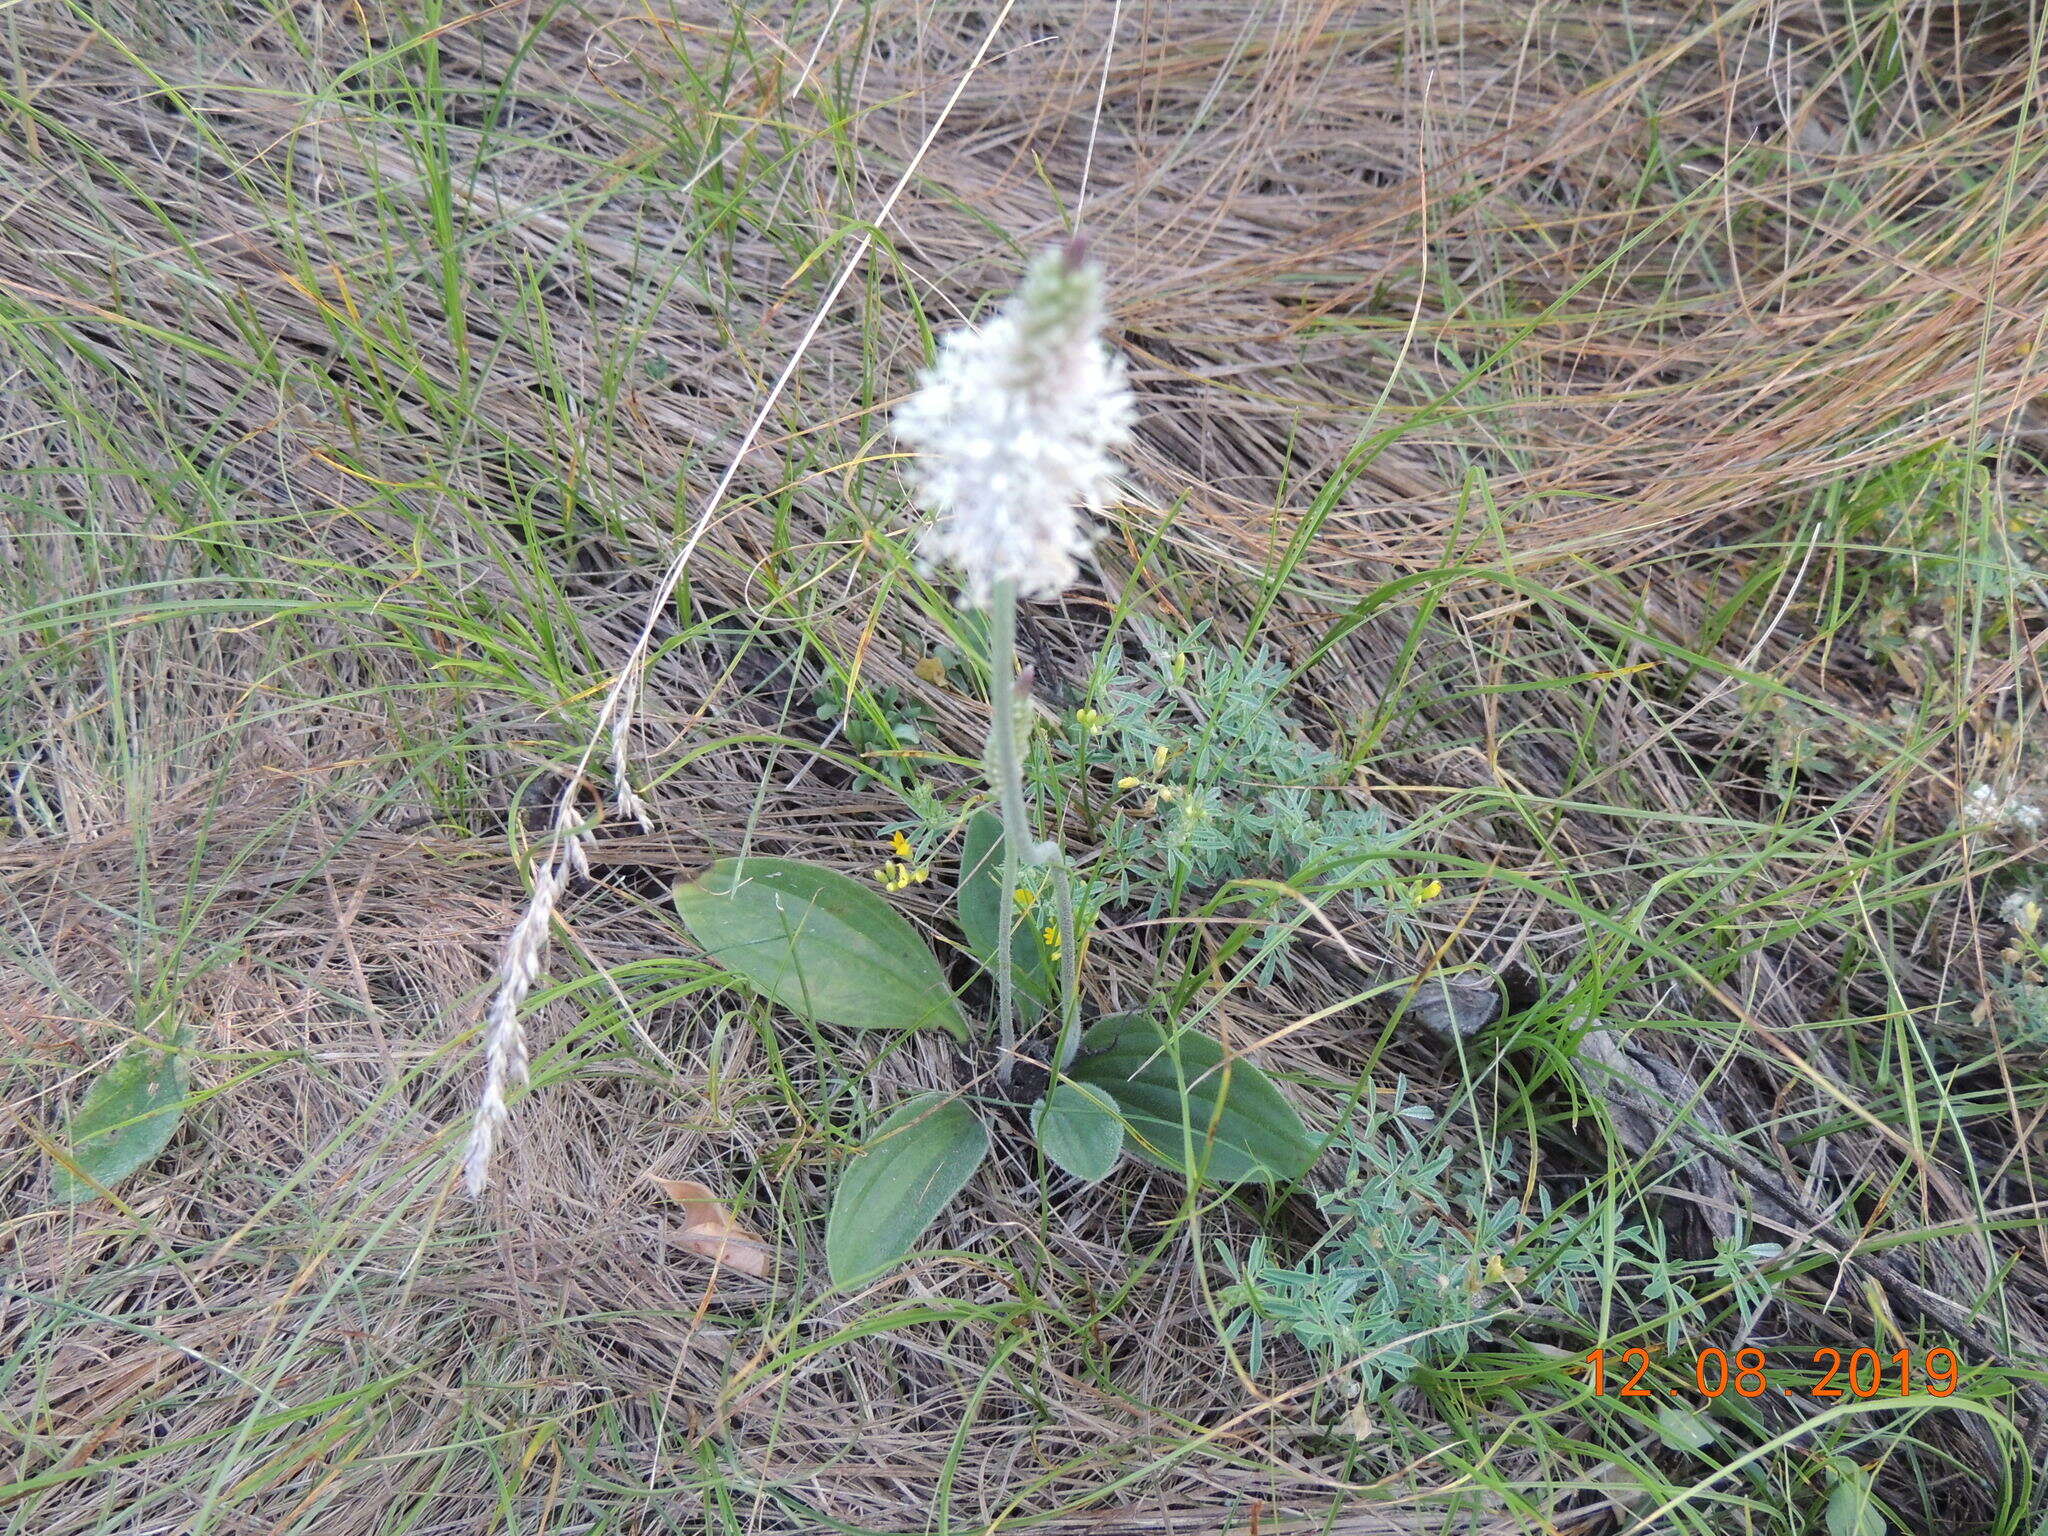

[462,808,589,1196]
[895,240,1133,606]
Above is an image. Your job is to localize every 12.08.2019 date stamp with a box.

[1586,1346,1961,1399]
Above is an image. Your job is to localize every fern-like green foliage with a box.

[1220,1093,1606,1400]
[1081,641,1402,903]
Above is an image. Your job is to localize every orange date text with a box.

[1584,1346,1960,1398]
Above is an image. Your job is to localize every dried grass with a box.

[5,1,2048,1532]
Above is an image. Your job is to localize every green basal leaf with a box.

[1070,1014,1317,1186]
[52,1036,190,1201]
[1825,1460,1886,1536]
[956,810,1055,1012]
[1031,1078,1122,1183]
[826,1093,990,1286]
[1654,1404,1717,1454]
[675,857,968,1041]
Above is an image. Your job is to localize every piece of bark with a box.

[1576,1028,1744,1248]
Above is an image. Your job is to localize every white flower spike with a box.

[1962,782,2046,835]
[895,240,1133,606]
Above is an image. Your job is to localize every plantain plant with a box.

[675,244,1316,1284]
[672,812,1318,1285]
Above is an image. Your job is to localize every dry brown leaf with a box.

[647,1176,774,1277]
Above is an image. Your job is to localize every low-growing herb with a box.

[1221,1091,1607,1400]
[670,248,1317,1285]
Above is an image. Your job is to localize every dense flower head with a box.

[894,242,1134,605]
[1962,781,2046,834]
[2001,889,2042,934]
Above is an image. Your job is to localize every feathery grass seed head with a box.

[462,823,584,1196]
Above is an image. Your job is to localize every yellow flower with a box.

[874,858,927,892]
[1479,1253,1527,1288]
[873,832,928,892]
[1074,707,1110,734]
[1012,886,1037,912]
[1041,923,1062,961]
[1417,879,1443,902]
[1117,756,1184,813]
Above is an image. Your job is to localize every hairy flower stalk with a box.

[986,580,1031,1069]
[895,241,1131,1074]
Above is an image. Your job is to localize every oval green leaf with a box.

[1825,1461,1885,1536]
[674,857,968,1040]
[956,811,1055,1012]
[1031,1078,1123,1183]
[1069,1015,1317,1186]
[826,1093,990,1286]
[51,1040,190,1201]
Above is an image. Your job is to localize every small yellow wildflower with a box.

[1417,879,1443,901]
[1041,923,1062,960]
[1012,886,1037,912]
[1117,747,1184,815]
[1074,707,1110,734]
[1478,1253,1528,1289]
[874,832,929,892]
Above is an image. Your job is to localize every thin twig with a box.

[459,0,1022,1194]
